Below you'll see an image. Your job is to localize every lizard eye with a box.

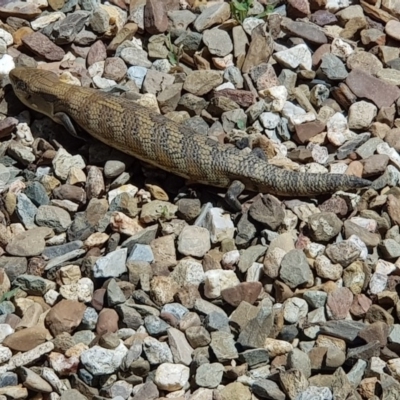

[16,81,27,91]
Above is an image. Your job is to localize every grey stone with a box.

[107,279,126,306]
[308,212,343,242]
[204,311,230,333]
[144,315,170,337]
[35,205,72,233]
[93,248,127,278]
[0,256,27,282]
[128,243,154,263]
[237,298,274,349]
[337,132,371,160]
[280,250,313,289]
[252,379,285,400]
[80,307,98,331]
[320,320,366,342]
[55,11,90,44]
[320,53,348,80]
[121,47,152,68]
[238,244,267,273]
[42,240,83,260]
[195,363,224,388]
[16,193,37,229]
[143,336,173,365]
[24,181,50,206]
[203,28,233,57]
[210,331,238,362]
[13,274,54,295]
[238,349,269,369]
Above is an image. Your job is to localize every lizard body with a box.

[9,67,370,210]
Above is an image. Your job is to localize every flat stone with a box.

[346,68,400,108]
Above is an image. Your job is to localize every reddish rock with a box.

[387,194,400,226]
[87,40,107,67]
[45,300,86,337]
[350,294,372,318]
[0,117,18,139]
[2,325,49,352]
[96,308,119,334]
[144,0,168,34]
[294,120,325,143]
[319,197,348,217]
[221,282,263,307]
[213,89,256,108]
[310,10,338,26]
[327,287,354,320]
[346,68,400,108]
[22,32,65,61]
[361,154,389,176]
[358,321,389,346]
[287,0,310,18]
[92,288,106,311]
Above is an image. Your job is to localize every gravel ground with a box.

[0,0,399,399]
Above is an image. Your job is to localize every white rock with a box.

[178,225,211,258]
[88,61,105,78]
[93,75,117,89]
[0,345,12,363]
[305,242,325,258]
[330,163,348,174]
[242,17,264,35]
[0,29,12,46]
[52,148,86,181]
[204,207,235,244]
[290,111,315,126]
[0,54,15,75]
[375,259,397,275]
[127,66,148,89]
[326,0,350,12]
[326,112,352,146]
[170,258,205,287]
[93,248,128,278]
[0,324,13,344]
[80,342,128,375]
[264,338,293,357]
[30,12,64,30]
[349,217,377,232]
[369,272,388,295]
[246,262,263,282]
[204,270,240,299]
[108,184,138,204]
[152,59,172,73]
[281,101,306,123]
[331,38,354,59]
[377,142,400,169]
[274,44,312,71]
[215,82,235,91]
[77,278,94,302]
[347,234,368,260]
[388,358,400,380]
[283,297,308,324]
[154,363,190,391]
[259,112,280,129]
[263,85,288,112]
[348,101,377,130]
[311,144,329,164]
[221,249,240,268]
[44,289,59,306]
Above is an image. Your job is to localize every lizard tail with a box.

[249,162,371,196]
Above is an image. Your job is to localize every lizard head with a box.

[9,67,60,118]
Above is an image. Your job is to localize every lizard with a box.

[9,67,371,211]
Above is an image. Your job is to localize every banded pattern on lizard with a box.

[9,67,371,210]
